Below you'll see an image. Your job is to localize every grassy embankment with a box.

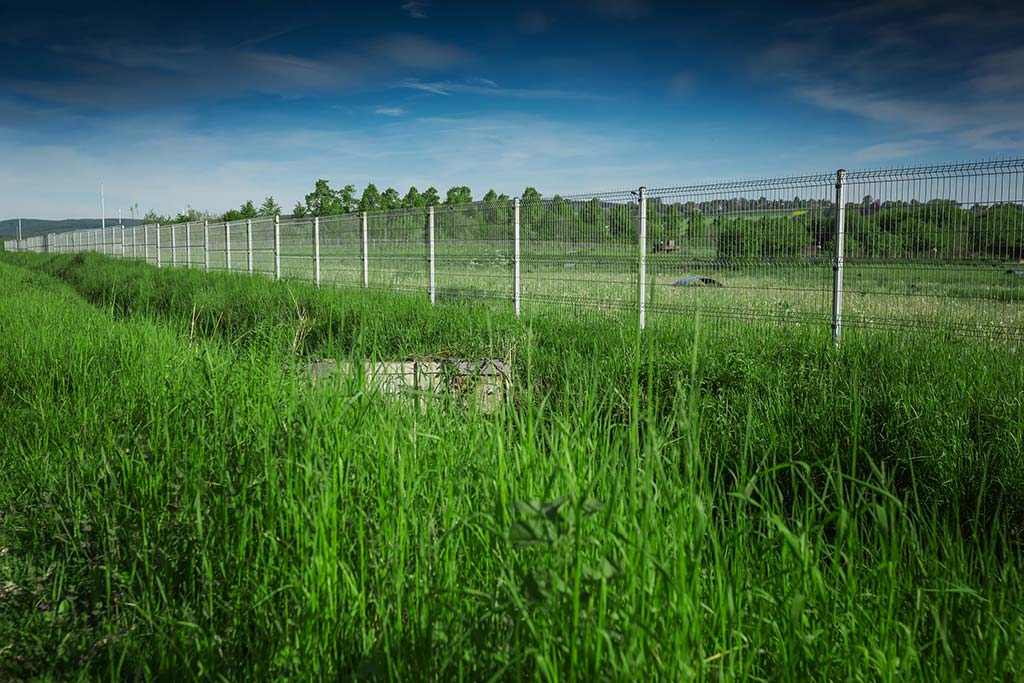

[1,252,1022,681]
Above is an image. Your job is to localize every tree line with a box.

[138,180,1022,261]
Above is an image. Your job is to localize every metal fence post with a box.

[361,211,369,288]
[204,221,210,271]
[171,224,177,266]
[120,224,125,258]
[225,221,232,271]
[246,218,253,274]
[832,169,847,348]
[274,215,281,280]
[513,197,521,317]
[145,225,151,263]
[638,187,647,331]
[185,222,191,267]
[156,224,162,268]
[428,206,436,304]
[314,217,321,286]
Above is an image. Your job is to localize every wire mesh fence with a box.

[5,158,1022,343]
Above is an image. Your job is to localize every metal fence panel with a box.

[5,158,1022,343]
[644,174,836,331]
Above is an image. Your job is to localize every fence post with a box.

[225,221,232,271]
[832,169,847,348]
[185,222,191,267]
[638,187,647,331]
[246,218,254,274]
[361,211,369,288]
[204,221,210,271]
[314,217,321,286]
[156,224,162,267]
[428,206,436,304]
[171,224,177,267]
[120,224,125,258]
[513,197,521,317]
[274,215,281,280]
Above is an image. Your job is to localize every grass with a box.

[0,252,1022,681]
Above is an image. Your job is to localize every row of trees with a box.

[140,179,1021,260]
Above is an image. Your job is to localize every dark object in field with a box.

[564,262,575,269]
[652,240,678,253]
[1007,269,1024,276]
[673,276,723,287]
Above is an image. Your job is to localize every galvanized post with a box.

[156,224,162,267]
[314,217,321,286]
[428,206,436,304]
[513,197,521,317]
[225,221,232,271]
[185,222,191,267]
[171,223,177,266]
[246,218,253,274]
[120,224,125,258]
[638,187,647,331]
[361,211,369,288]
[274,215,281,280]
[204,221,210,271]
[145,225,150,263]
[832,169,847,348]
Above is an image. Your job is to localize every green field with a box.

[1,252,1022,680]
[122,237,1024,341]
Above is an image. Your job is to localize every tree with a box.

[422,187,440,207]
[686,209,705,240]
[359,183,381,212]
[444,186,473,206]
[403,186,424,208]
[143,209,169,223]
[258,196,282,217]
[173,206,206,223]
[292,201,307,219]
[305,179,343,217]
[240,200,257,219]
[381,187,401,212]
[338,184,359,213]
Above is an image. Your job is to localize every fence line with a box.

[4,159,1023,343]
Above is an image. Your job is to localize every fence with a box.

[4,159,1023,343]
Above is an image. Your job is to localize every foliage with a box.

[0,253,1022,681]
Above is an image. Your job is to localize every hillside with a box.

[0,218,145,239]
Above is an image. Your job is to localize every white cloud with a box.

[0,113,680,219]
[396,78,603,100]
[5,35,469,108]
[401,1,429,19]
[375,106,406,116]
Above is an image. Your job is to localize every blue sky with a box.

[1,0,1022,219]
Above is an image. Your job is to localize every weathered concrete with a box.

[302,357,511,413]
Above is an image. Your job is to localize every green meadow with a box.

[1,251,1022,681]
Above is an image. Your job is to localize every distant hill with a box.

[0,218,145,239]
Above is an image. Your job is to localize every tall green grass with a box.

[0,254,1022,681]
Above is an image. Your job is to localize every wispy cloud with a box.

[401,1,428,19]
[396,78,603,100]
[6,34,470,108]
[375,106,406,116]
[754,1,1024,154]
[850,139,935,163]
